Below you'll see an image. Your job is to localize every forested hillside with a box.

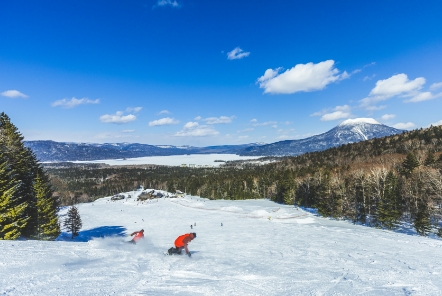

[46,125,442,236]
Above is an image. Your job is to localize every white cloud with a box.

[381,114,396,120]
[194,116,202,121]
[393,122,415,129]
[183,122,199,129]
[122,130,135,133]
[174,125,219,137]
[360,74,425,107]
[365,105,386,111]
[320,111,351,121]
[227,47,250,60]
[148,117,179,127]
[257,60,349,94]
[430,82,442,90]
[272,125,278,128]
[159,110,170,115]
[237,128,254,133]
[312,105,352,120]
[52,97,100,108]
[250,118,258,123]
[284,121,291,125]
[100,111,136,124]
[252,121,277,127]
[1,90,28,98]
[154,0,180,8]
[431,120,442,126]
[203,116,234,124]
[405,91,442,103]
[363,74,376,81]
[126,107,142,113]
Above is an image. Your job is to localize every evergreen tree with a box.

[377,171,401,229]
[0,156,28,240]
[63,206,82,239]
[414,202,432,236]
[34,172,60,240]
[0,112,39,237]
[424,151,436,166]
[400,152,420,178]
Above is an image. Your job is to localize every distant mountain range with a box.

[239,118,404,156]
[24,118,404,162]
[23,141,262,162]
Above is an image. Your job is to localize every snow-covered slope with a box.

[2,192,442,295]
[240,118,404,156]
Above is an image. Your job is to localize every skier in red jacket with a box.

[168,233,196,257]
[129,229,144,244]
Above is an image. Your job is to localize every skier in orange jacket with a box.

[129,229,144,244]
[168,233,196,257]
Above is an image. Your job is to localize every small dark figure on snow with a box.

[168,233,196,257]
[128,229,144,244]
[190,225,193,229]
[221,223,223,226]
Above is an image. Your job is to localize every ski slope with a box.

[2,191,442,295]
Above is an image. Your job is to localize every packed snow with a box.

[72,153,262,167]
[2,191,442,295]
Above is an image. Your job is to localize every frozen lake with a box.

[72,153,263,167]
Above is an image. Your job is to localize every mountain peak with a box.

[338,118,380,126]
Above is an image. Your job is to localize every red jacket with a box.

[174,233,194,248]
[131,231,144,242]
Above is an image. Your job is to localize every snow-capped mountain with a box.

[24,140,263,162]
[240,118,404,156]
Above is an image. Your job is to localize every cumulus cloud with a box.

[203,116,234,124]
[194,116,202,121]
[174,125,219,137]
[126,107,142,113]
[237,128,254,133]
[100,111,136,124]
[1,90,29,98]
[393,122,415,129]
[252,121,277,127]
[430,82,442,90]
[52,97,100,108]
[405,91,442,103]
[257,60,349,94]
[431,120,442,126]
[320,111,351,121]
[183,122,199,129]
[360,74,426,107]
[250,118,258,123]
[148,117,179,126]
[311,105,352,121]
[227,47,250,60]
[159,110,171,115]
[154,0,180,8]
[381,114,396,120]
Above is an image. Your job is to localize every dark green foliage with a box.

[0,112,59,240]
[377,171,401,229]
[414,202,432,236]
[401,152,420,178]
[424,151,436,166]
[63,206,82,239]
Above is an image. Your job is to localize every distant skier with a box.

[190,225,193,229]
[128,229,144,244]
[168,233,196,257]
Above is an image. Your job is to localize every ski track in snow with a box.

[2,191,442,295]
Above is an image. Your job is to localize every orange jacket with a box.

[174,233,194,248]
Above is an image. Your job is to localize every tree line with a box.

[0,112,60,240]
[46,125,442,237]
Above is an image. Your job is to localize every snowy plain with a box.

[72,153,262,167]
[2,190,442,295]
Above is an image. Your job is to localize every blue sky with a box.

[1,0,442,146]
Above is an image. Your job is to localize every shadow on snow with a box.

[56,226,127,242]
